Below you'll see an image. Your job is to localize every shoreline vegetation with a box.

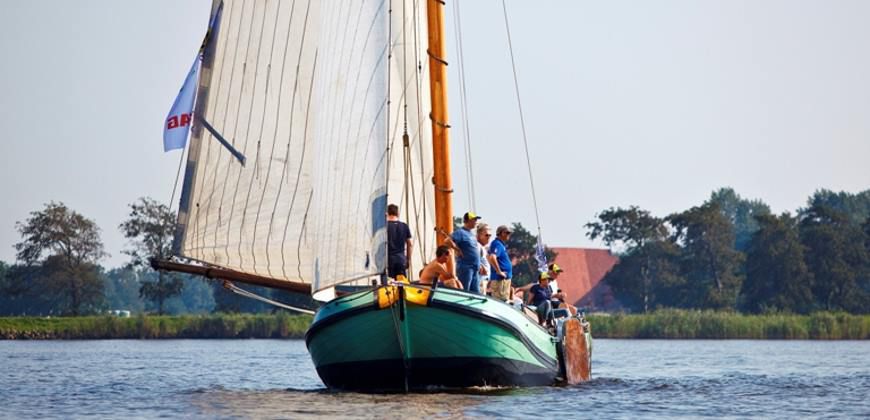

[0,310,867,340]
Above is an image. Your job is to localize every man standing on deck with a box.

[445,211,482,293]
[489,225,513,302]
[476,224,499,295]
[386,204,413,279]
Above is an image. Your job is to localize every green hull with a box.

[305,285,564,391]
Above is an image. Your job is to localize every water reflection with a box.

[188,387,514,418]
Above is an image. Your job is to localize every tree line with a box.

[4,188,867,316]
[0,198,309,316]
[587,188,870,314]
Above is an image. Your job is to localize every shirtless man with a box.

[419,245,463,289]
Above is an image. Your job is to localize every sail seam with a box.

[257,0,297,279]
[228,0,268,271]
[245,0,282,275]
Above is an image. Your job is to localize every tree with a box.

[586,206,676,312]
[707,187,771,251]
[505,223,556,287]
[0,263,55,315]
[13,202,107,315]
[803,189,870,227]
[742,213,813,313]
[799,203,869,312]
[120,197,183,315]
[103,267,145,313]
[668,203,744,310]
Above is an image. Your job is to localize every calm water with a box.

[1,339,868,419]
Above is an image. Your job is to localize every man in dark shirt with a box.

[386,204,413,279]
[528,272,556,326]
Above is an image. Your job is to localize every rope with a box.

[222,280,315,315]
[168,144,187,210]
[452,0,477,210]
[401,0,413,279]
[500,0,544,240]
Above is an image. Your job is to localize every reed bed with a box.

[0,312,312,340]
[588,309,870,339]
[1,310,867,339]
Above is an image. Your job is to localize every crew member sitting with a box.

[419,245,463,289]
[528,272,558,326]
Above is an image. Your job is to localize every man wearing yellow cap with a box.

[528,272,556,326]
[547,263,577,316]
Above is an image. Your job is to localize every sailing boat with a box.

[155,0,591,391]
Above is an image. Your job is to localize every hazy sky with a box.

[2,0,869,268]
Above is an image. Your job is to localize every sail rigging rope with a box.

[223,280,315,315]
[452,0,477,211]
[168,145,187,211]
[500,0,544,241]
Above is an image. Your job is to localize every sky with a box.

[2,0,869,268]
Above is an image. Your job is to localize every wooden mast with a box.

[426,0,454,261]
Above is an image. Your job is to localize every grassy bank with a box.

[588,310,870,339]
[2,310,868,340]
[0,313,312,340]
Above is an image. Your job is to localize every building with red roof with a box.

[549,247,620,310]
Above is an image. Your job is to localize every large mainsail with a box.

[309,1,435,300]
[174,0,434,299]
[176,0,320,284]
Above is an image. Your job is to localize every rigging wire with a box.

[168,145,187,210]
[401,0,414,279]
[452,0,477,211]
[411,0,431,264]
[223,280,315,315]
[500,0,544,240]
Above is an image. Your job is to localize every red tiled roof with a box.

[550,247,619,310]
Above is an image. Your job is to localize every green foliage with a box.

[605,240,685,312]
[588,309,870,339]
[799,202,870,312]
[586,206,669,251]
[103,267,145,313]
[586,206,674,312]
[211,283,275,313]
[165,275,216,314]
[669,203,744,310]
[504,223,556,287]
[13,202,107,315]
[803,189,870,227]
[0,313,312,339]
[589,188,869,315]
[707,187,771,251]
[742,213,814,313]
[119,197,184,314]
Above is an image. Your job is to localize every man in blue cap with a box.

[445,211,482,293]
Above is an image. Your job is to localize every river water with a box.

[1,339,868,419]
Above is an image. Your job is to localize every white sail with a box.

[175,0,435,300]
[176,0,320,284]
[385,0,436,286]
[309,0,435,299]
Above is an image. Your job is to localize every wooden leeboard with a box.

[562,318,591,384]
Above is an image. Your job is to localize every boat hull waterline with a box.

[305,284,590,391]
